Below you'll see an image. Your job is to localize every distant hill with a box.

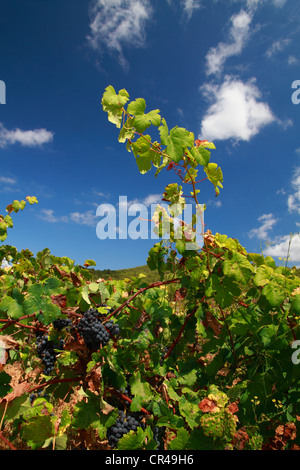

[88,264,160,284]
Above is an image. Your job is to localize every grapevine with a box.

[0,86,299,451]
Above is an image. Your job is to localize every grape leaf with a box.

[129,371,152,402]
[292,295,300,315]
[26,196,38,205]
[20,415,54,449]
[223,252,253,285]
[102,85,129,128]
[127,98,161,133]
[117,427,146,450]
[261,282,285,308]
[0,371,12,397]
[204,162,223,195]
[168,427,190,450]
[0,295,23,319]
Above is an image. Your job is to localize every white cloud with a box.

[69,210,97,227]
[249,213,278,240]
[266,38,291,58]
[205,10,253,76]
[182,0,202,19]
[142,194,162,207]
[39,208,97,226]
[0,123,53,148]
[234,0,287,9]
[118,194,162,212]
[264,233,300,263]
[270,0,287,7]
[0,176,16,185]
[39,209,68,224]
[0,259,11,269]
[87,0,152,69]
[199,76,275,141]
[288,55,298,66]
[287,167,300,215]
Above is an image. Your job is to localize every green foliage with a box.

[0,87,299,451]
[0,196,38,242]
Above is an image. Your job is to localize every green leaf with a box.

[259,324,279,347]
[84,259,96,267]
[261,282,285,308]
[21,415,54,449]
[88,282,100,294]
[118,117,135,143]
[43,276,61,293]
[167,127,194,163]
[0,295,23,319]
[102,85,129,128]
[3,215,13,228]
[292,295,300,315]
[133,109,161,133]
[72,392,102,429]
[223,252,253,285]
[80,285,91,305]
[162,183,185,206]
[204,162,223,195]
[159,121,194,163]
[129,371,152,403]
[0,233,8,242]
[0,371,12,397]
[136,154,152,174]
[26,196,38,205]
[131,135,159,174]
[117,427,146,450]
[23,283,61,324]
[127,98,161,133]
[127,97,146,115]
[168,428,190,450]
[158,118,169,144]
[189,146,211,167]
[176,239,186,255]
[253,265,273,287]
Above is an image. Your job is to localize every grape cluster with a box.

[36,334,64,375]
[153,426,166,449]
[53,318,72,331]
[117,374,132,398]
[106,411,141,448]
[77,308,119,351]
[29,390,49,405]
[159,345,169,365]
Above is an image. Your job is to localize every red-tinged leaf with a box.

[0,381,32,404]
[70,272,81,287]
[51,294,67,309]
[174,288,187,302]
[227,402,239,415]
[198,397,220,413]
[52,265,70,279]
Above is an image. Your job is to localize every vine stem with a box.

[109,388,150,415]
[182,157,212,275]
[0,318,47,332]
[164,297,205,360]
[0,313,37,333]
[218,306,237,361]
[0,431,16,450]
[106,278,180,320]
[27,376,83,395]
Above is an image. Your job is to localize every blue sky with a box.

[0,0,300,270]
